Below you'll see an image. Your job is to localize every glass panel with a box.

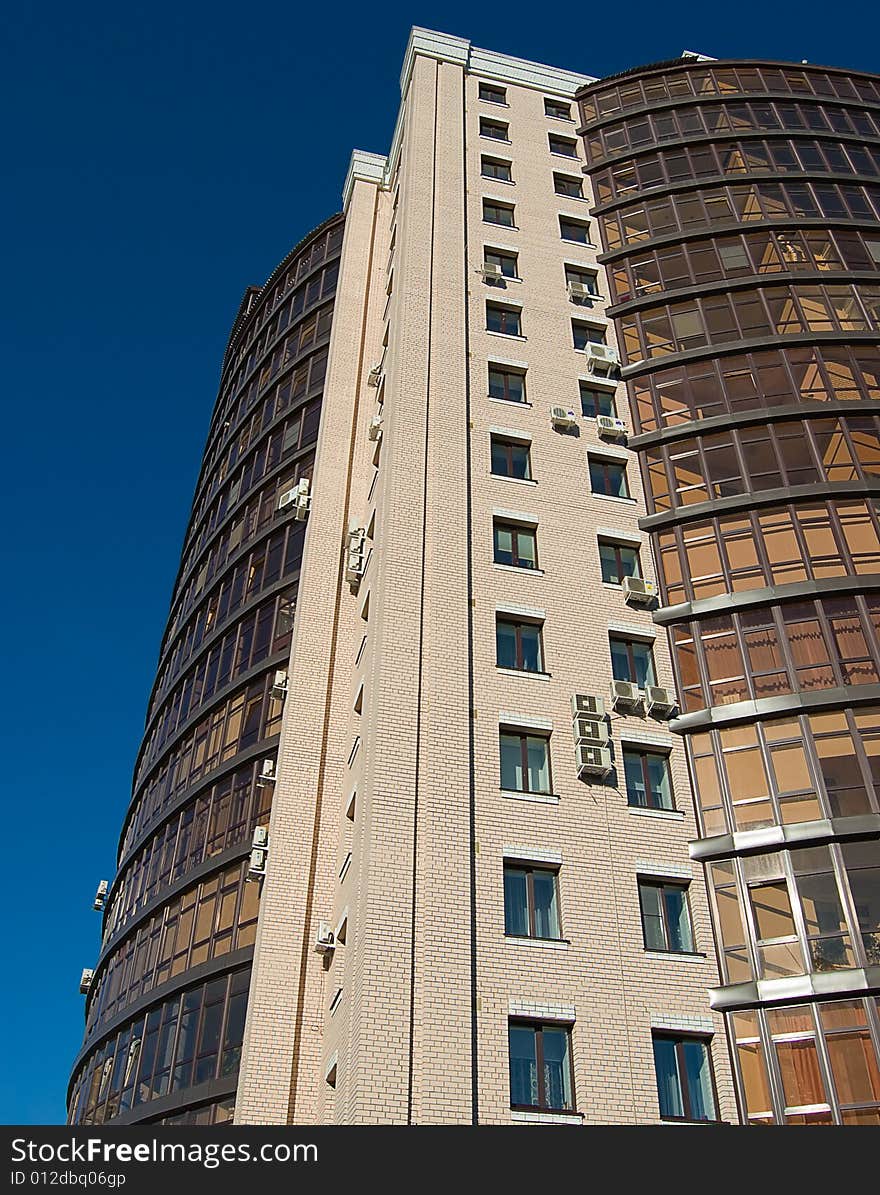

[640,883,666,950]
[503,869,529,937]
[521,625,542,672]
[542,1028,573,1110]
[500,735,523,791]
[532,872,559,939]
[664,886,694,952]
[682,1039,716,1120]
[653,1038,683,1118]
[509,1025,538,1106]
[496,621,518,670]
[526,736,550,793]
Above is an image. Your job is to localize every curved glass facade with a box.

[67,213,345,1125]
[578,60,880,1125]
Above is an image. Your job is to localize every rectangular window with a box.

[509,1022,574,1111]
[480,117,509,141]
[589,456,629,497]
[554,173,584,198]
[598,538,640,583]
[573,322,606,349]
[581,384,616,418]
[481,156,512,182]
[485,248,518,277]
[494,521,538,569]
[483,200,515,227]
[549,134,578,157]
[497,617,544,672]
[491,437,531,480]
[487,303,522,336]
[545,98,572,120]
[500,731,551,794]
[504,864,561,938]
[489,365,526,403]
[479,82,507,104]
[610,636,657,687]
[560,216,591,243]
[652,1034,718,1121]
[624,749,674,810]
[639,880,694,952]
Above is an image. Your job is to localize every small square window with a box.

[494,520,537,569]
[548,134,578,157]
[624,749,674,810]
[500,730,551,794]
[544,98,572,120]
[610,635,656,688]
[573,321,606,350]
[491,437,531,480]
[509,1021,574,1111]
[482,156,512,182]
[565,265,599,300]
[652,1034,717,1122]
[581,385,616,419]
[560,216,591,243]
[489,365,526,403]
[487,303,522,336]
[485,249,518,278]
[483,200,515,227]
[479,82,507,104]
[481,117,509,141]
[504,863,560,938]
[639,879,694,952]
[554,173,583,198]
[597,538,640,582]
[497,617,544,673]
[589,455,629,498]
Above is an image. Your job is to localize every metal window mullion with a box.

[781,852,816,976]
[535,1027,547,1108]
[526,869,536,938]
[520,735,530,793]
[829,840,869,970]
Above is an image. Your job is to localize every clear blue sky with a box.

[1,0,878,1126]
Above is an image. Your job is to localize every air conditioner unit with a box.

[271,670,289,699]
[597,415,628,439]
[568,281,594,302]
[550,405,577,429]
[576,743,613,779]
[93,880,109,912]
[345,528,366,588]
[573,715,609,746]
[278,477,310,520]
[252,826,269,849]
[247,847,267,882]
[368,414,383,442]
[367,364,382,387]
[571,693,605,719]
[622,576,657,606]
[645,685,676,716]
[80,969,94,995]
[257,758,276,787]
[610,679,644,711]
[314,922,336,955]
[583,342,620,370]
[481,262,503,281]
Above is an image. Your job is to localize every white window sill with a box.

[496,667,552,683]
[644,950,707,963]
[488,396,532,408]
[481,176,516,186]
[486,330,527,342]
[501,789,560,806]
[491,475,537,486]
[550,152,581,161]
[628,806,684,821]
[483,222,519,232]
[505,936,570,950]
[590,494,637,505]
[511,1110,584,1125]
[493,563,545,577]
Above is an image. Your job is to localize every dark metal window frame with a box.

[638,878,695,953]
[598,538,640,582]
[624,748,675,810]
[509,1019,576,1113]
[503,863,562,940]
[483,200,516,227]
[490,437,531,479]
[481,156,513,181]
[493,520,538,569]
[479,82,507,105]
[484,248,519,277]
[501,730,552,795]
[480,117,510,141]
[486,303,522,336]
[548,133,578,156]
[589,456,629,497]
[560,216,591,242]
[496,617,545,672]
[554,172,584,197]
[488,365,526,403]
[652,1031,720,1123]
[610,634,657,685]
[545,98,572,120]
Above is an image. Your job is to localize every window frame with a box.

[548,133,578,157]
[652,1032,719,1123]
[554,172,584,198]
[490,436,532,480]
[496,616,545,673]
[484,248,518,278]
[544,98,572,121]
[610,635,657,687]
[503,862,562,940]
[509,1020,576,1113]
[623,748,675,811]
[638,878,695,953]
[493,520,538,569]
[481,155,513,182]
[589,455,630,498]
[486,302,523,337]
[581,385,617,419]
[479,82,507,105]
[482,199,516,228]
[598,538,641,583]
[560,216,591,244]
[499,729,552,795]
[480,117,510,142]
[488,364,526,404]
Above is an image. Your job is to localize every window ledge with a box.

[562,241,599,250]
[491,475,538,486]
[644,950,707,962]
[486,331,527,341]
[628,806,685,821]
[505,935,570,949]
[481,136,512,145]
[590,494,637,505]
[556,193,588,202]
[511,1110,584,1125]
[496,667,552,683]
[501,789,560,806]
[483,222,519,232]
[481,176,516,186]
[493,563,545,577]
[488,396,532,408]
[549,152,581,161]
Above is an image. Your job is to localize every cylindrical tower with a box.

[66,213,345,1125]
[577,60,880,1125]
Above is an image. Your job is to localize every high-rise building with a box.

[67,27,880,1127]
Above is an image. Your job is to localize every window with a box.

[483,200,515,227]
[581,384,616,418]
[598,538,640,584]
[554,173,583,198]
[497,617,544,672]
[565,265,599,295]
[560,217,591,243]
[479,82,506,104]
[491,436,531,480]
[494,521,538,569]
[487,303,522,336]
[484,249,518,278]
[652,1034,718,1122]
[509,1022,574,1111]
[610,636,656,687]
[549,134,578,157]
[589,456,629,497]
[504,864,561,938]
[489,365,526,403]
[480,117,509,141]
[545,98,571,120]
[624,749,674,810]
[481,156,512,182]
[573,322,606,349]
[500,731,551,793]
[639,880,694,952]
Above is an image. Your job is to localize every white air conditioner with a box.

[571,693,605,719]
[568,281,595,302]
[550,405,577,429]
[367,364,382,387]
[247,847,267,882]
[368,414,383,442]
[257,758,276,787]
[622,576,657,606]
[610,679,644,711]
[252,826,269,850]
[645,685,676,716]
[573,715,609,746]
[314,922,336,955]
[576,743,613,779]
[596,415,628,439]
[583,342,620,369]
[271,670,289,699]
[481,262,503,281]
[80,969,94,994]
[93,880,108,912]
[278,477,310,520]
[345,528,366,588]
